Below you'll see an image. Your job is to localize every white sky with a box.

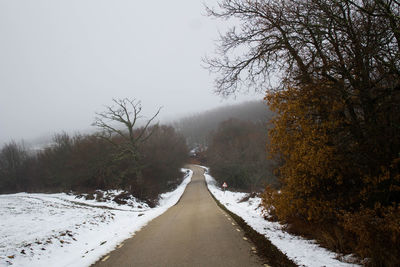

[0,0,261,145]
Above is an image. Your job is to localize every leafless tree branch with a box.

[92,98,162,162]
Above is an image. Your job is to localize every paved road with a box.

[93,165,263,267]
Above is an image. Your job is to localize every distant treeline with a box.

[176,101,277,192]
[0,125,188,203]
[174,100,273,147]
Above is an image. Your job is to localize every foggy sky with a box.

[0,0,261,146]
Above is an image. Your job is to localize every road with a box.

[92,165,263,267]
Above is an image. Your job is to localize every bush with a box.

[136,125,189,200]
[341,205,400,266]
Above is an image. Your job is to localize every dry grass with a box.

[284,218,356,255]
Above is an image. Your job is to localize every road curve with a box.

[92,165,263,267]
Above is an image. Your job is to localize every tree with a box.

[205,0,400,191]
[206,0,400,206]
[207,0,400,264]
[92,98,161,188]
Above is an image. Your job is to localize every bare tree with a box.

[204,0,400,100]
[92,98,161,184]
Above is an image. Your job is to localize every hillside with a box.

[174,101,273,147]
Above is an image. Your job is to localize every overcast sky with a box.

[0,0,261,146]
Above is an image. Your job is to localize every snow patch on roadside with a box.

[201,165,359,267]
[0,168,193,267]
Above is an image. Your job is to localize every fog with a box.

[0,0,261,146]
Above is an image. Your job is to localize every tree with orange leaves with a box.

[206,0,400,263]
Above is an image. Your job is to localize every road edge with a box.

[201,170,298,267]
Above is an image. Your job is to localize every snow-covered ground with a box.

[0,168,193,267]
[201,166,360,267]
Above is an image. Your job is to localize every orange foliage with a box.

[265,85,350,222]
[264,83,400,265]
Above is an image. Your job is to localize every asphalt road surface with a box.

[92,165,263,267]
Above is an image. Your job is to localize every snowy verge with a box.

[200,165,359,267]
[0,168,193,267]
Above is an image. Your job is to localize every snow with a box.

[201,165,360,267]
[0,168,193,267]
